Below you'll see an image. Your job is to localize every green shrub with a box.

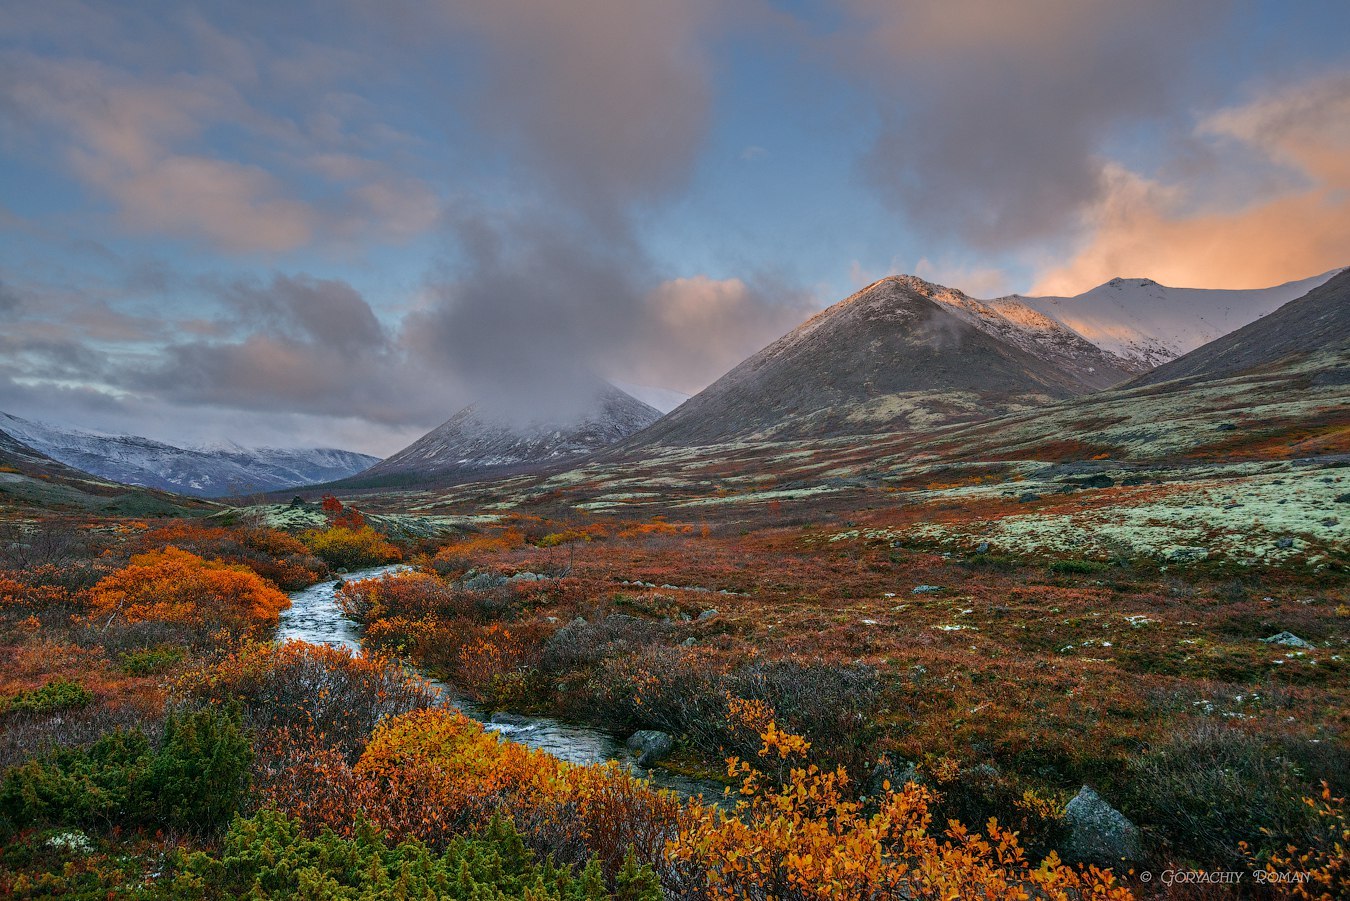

[175,810,661,900]
[0,705,251,839]
[150,705,252,833]
[0,728,152,836]
[1048,559,1108,575]
[120,645,187,676]
[0,679,94,716]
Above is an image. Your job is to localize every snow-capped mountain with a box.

[359,382,661,483]
[0,412,379,498]
[974,269,1343,372]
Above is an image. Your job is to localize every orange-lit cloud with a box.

[1034,72,1350,294]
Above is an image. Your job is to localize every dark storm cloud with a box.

[844,0,1230,249]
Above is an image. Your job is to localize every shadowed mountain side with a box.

[1130,267,1350,388]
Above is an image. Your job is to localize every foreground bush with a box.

[180,641,438,759]
[172,809,661,900]
[0,704,251,838]
[256,708,686,883]
[669,725,1134,901]
[90,547,290,635]
[1122,724,1324,867]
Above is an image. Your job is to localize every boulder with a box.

[462,572,508,591]
[1261,631,1314,649]
[509,571,544,583]
[1062,786,1142,867]
[626,730,674,767]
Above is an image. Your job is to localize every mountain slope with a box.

[357,383,661,484]
[1131,267,1350,387]
[628,275,1094,448]
[0,427,209,515]
[0,413,379,498]
[989,269,1342,370]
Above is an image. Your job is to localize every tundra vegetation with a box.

[0,455,1345,900]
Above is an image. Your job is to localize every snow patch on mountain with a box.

[0,412,379,498]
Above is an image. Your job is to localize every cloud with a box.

[622,276,821,393]
[423,0,724,223]
[0,45,440,253]
[842,0,1228,249]
[1033,72,1350,294]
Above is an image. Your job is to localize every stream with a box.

[278,565,725,802]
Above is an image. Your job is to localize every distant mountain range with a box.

[352,382,661,485]
[0,413,379,498]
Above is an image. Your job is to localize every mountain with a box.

[0,413,379,498]
[1131,267,1350,388]
[0,427,208,515]
[983,269,1342,371]
[356,382,662,484]
[627,275,1095,448]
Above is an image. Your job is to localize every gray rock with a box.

[489,712,531,726]
[680,636,697,647]
[1216,422,1238,432]
[866,755,921,796]
[1276,537,1295,549]
[697,608,719,621]
[1018,491,1041,502]
[912,585,943,594]
[1062,786,1142,867]
[462,572,508,591]
[509,571,544,583]
[1166,546,1209,563]
[1261,631,1314,649]
[976,541,990,554]
[626,730,674,767]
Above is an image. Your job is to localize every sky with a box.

[2,0,1349,456]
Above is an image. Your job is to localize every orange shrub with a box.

[89,546,290,633]
[670,722,1135,901]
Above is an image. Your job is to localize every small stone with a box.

[1018,491,1041,502]
[912,585,943,594]
[1216,423,1238,432]
[1276,537,1294,549]
[975,541,990,554]
[697,608,719,621]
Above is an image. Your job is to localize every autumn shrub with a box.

[587,651,880,774]
[1247,782,1348,901]
[139,522,327,590]
[1121,723,1324,867]
[0,679,93,717]
[300,525,401,570]
[89,546,290,636]
[172,809,661,901]
[431,528,526,574]
[179,641,438,758]
[668,722,1134,901]
[0,704,250,838]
